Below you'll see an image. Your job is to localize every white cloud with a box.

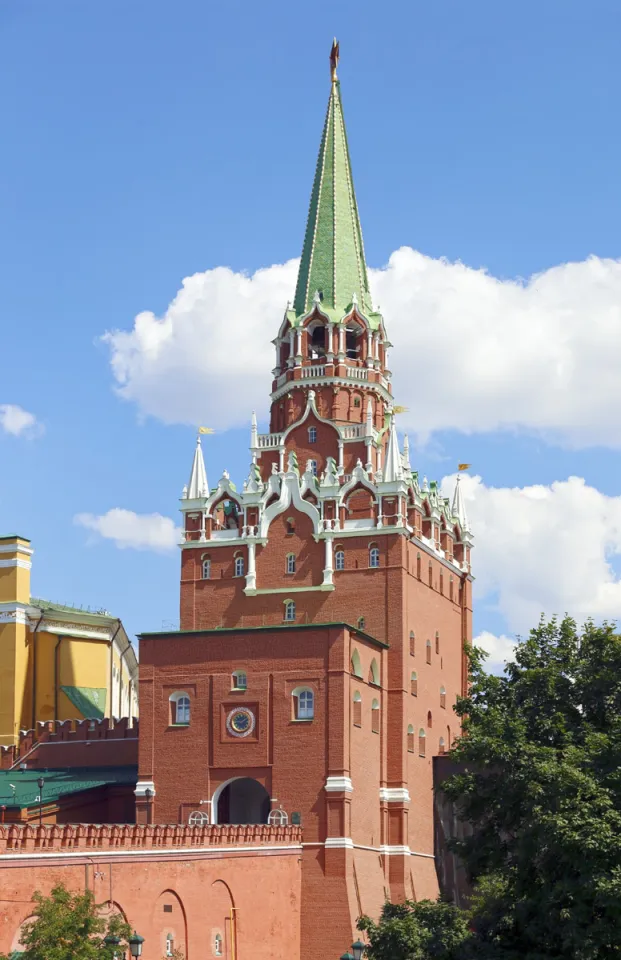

[441,473,621,636]
[75,509,180,553]
[473,631,517,672]
[104,249,621,447]
[0,404,40,437]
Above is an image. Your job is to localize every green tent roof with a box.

[293,75,373,320]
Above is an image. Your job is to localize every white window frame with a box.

[308,426,317,444]
[214,933,223,956]
[369,546,380,568]
[309,459,318,476]
[202,558,211,579]
[234,555,245,577]
[165,934,174,957]
[284,599,296,622]
[335,550,345,571]
[286,553,296,575]
[170,691,191,725]
[232,671,247,690]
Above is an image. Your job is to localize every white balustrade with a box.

[257,433,284,449]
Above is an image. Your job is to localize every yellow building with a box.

[0,534,138,747]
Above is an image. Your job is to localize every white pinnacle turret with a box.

[382,416,403,483]
[186,435,209,499]
[452,475,470,532]
[402,434,411,473]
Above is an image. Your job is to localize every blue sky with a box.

[2,0,621,663]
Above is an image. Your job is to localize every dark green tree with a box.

[358,899,471,960]
[0,884,132,960]
[443,615,621,960]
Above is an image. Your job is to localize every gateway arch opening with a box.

[216,778,271,825]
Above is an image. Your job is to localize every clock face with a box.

[226,707,255,738]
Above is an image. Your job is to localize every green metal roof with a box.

[30,597,114,619]
[139,620,389,649]
[293,77,375,321]
[0,767,137,809]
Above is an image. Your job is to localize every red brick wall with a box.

[0,824,301,960]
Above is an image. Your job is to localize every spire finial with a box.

[330,38,340,83]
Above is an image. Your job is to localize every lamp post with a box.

[144,787,152,826]
[103,933,122,959]
[352,941,366,960]
[37,777,44,827]
[128,931,145,957]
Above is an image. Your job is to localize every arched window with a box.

[447,725,451,749]
[353,691,362,727]
[416,553,421,580]
[371,699,380,734]
[350,648,363,678]
[439,736,446,755]
[309,459,318,477]
[268,808,289,825]
[286,553,296,574]
[232,671,247,690]
[308,426,317,444]
[428,562,433,587]
[409,631,415,656]
[426,639,432,664]
[435,631,440,654]
[369,658,380,685]
[440,686,446,709]
[440,571,444,595]
[353,396,361,408]
[188,810,209,826]
[286,517,295,535]
[170,691,190,725]
[418,728,426,757]
[214,933,223,956]
[407,725,415,753]
[369,546,380,568]
[284,599,296,622]
[335,550,345,571]
[234,555,245,577]
[202,557,211,579]
[449,576,454,602]
[293,687,314,720]
[427,710,433,729]
[357,616,366,631]
[165,933,174,957]
[411,672,418,697]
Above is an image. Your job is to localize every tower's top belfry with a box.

[292,39,377,323]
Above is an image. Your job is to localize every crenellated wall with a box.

[0,717,138,769]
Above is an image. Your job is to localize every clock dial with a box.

[226,707,256,738]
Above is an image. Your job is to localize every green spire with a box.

[293,48,373,319]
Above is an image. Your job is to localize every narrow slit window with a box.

[202,558,211,579]
[353,691,362,727]
[411,672,418,696]
[418,728,426,757]
[371,699,380,734]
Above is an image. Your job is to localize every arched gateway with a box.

[213,777,270,825]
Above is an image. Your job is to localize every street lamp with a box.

[352,941,366,960]
[103,933,122,959]
[144,788,153,825]
[340,954,354,960]
[128,931,145,957]
[37,777,44,827]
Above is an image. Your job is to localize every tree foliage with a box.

[0,884,132,960]
[359,617,621,960]
[358,899,471,960]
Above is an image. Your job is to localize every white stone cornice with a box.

[324,837,354,848]
[0,543,33,556]
[0,558,31,570]
[134,780,156,798]
[324,776,353,793]
[270,375,392,406]
[379,787,411,803]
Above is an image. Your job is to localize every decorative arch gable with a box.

[282,389,341,445]
[259,469,320,538]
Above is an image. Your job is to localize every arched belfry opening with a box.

[214,778,270,825]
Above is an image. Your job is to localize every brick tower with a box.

[136,41,473,960]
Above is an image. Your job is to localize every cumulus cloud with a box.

[442,473,621,637]
[104,249,621,447]
[0,404,40,437]
[75,509,180,553]
[473,631,518,672]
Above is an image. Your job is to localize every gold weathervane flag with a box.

[198,427,215,435]
[392,405,409,414]
[458,463,471,471]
